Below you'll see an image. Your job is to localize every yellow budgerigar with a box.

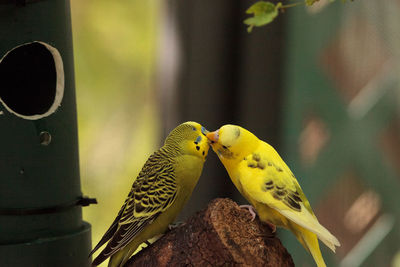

[90,121,210,267]
[206,124,340,267]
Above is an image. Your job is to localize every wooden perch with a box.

[125,198,294,267]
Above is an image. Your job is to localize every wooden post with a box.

[126,198,294,267]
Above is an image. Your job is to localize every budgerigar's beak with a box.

[201,126,209,136]
[206,130,219,143]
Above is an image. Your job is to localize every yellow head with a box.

[206,124,259,164]
[164,121,210,160]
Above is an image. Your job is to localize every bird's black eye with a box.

[222,145,228,149]
[192,126,196,131]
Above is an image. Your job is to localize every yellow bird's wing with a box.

[91,150,178,265]
[239,142,340,251]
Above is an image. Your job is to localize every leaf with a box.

[244,1,282,33]
[305,0,319,6]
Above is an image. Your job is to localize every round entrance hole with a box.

[0,41,64,120]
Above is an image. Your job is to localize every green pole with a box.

[0,0,95,266]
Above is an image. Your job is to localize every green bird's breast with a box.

[173,154,205,202]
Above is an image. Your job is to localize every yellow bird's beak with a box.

[206,130,219,144]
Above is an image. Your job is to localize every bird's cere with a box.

[201,126,209,136]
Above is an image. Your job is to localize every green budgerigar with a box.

[90,121,210,267]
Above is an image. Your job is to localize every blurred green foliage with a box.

[70,1,161,265]
[244,0,351,30]
[244,1,282,32]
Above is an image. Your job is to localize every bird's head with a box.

[164,121,210,159]
[206,124,258,164]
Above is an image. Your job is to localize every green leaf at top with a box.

[305,0,319,5]
[244,1,282,33]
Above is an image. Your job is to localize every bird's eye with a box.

[222,145,228,149]
[192,126,196,131]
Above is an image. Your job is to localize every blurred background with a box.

[70,0,400,266]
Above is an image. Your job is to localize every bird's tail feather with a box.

[319,234,339,253]
[279,205,340,252]
[108,239,140,267]
[292,223,327,267]
[308,221,340,253]
[108,252,123,267]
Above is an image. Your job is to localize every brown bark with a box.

[125,198,294,267]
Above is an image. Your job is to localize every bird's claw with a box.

[239,204,257,221]
[255,232,275,238]
[264,221,277,233]
[239,205,276,233]
[168,221,185,231]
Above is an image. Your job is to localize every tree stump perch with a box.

[125,198,294,266]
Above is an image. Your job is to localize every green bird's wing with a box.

[91,150,178,265]
[89,201,127,258]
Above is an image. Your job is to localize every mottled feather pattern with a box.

[244,152,303,212]
[164,123,198,153]
[91,147,179,265]
[116,147,179,226]
[88,202,127,259]
[104,214,157,257]
[121,148,178,222]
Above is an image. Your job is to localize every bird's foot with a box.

[239,204,257,221]
[168,221,185,231]
[255,231,275,238]
[263,221,277,233]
